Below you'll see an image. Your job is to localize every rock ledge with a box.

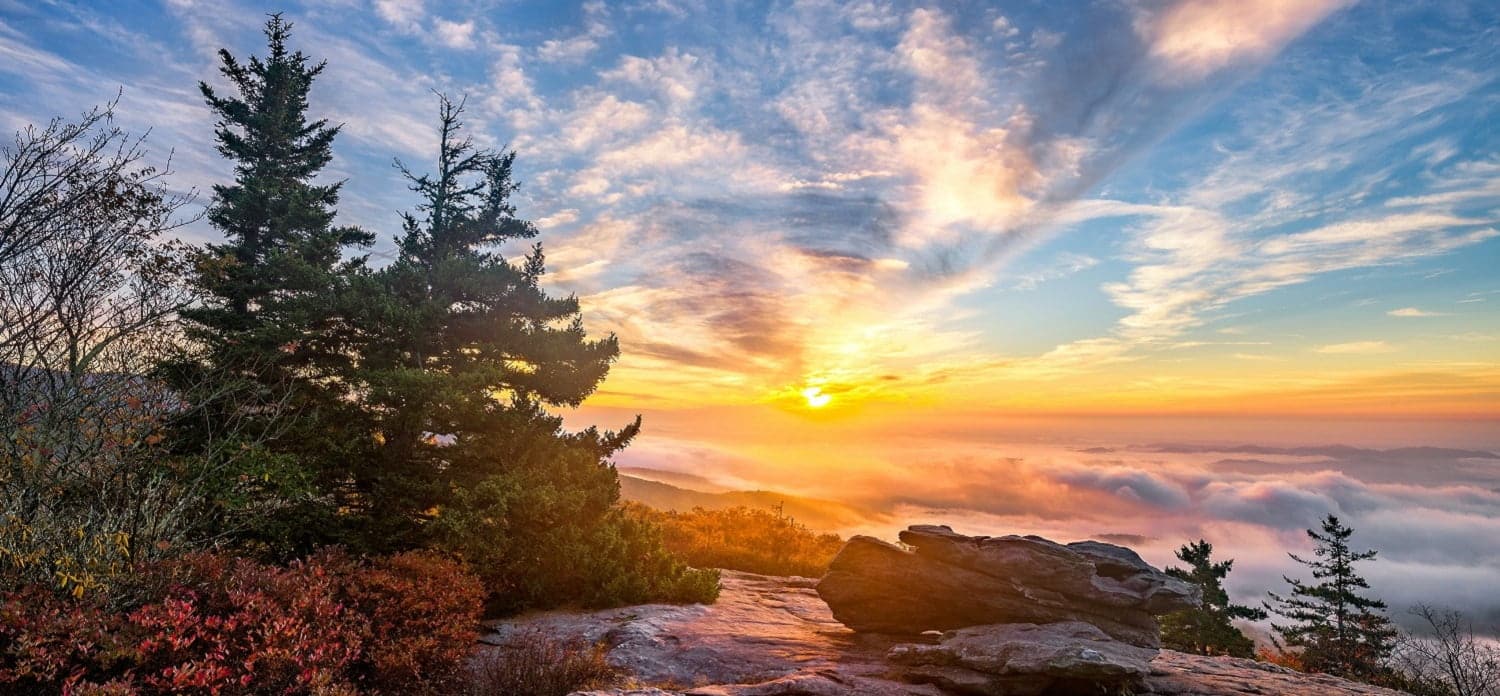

[481,570,1406,696]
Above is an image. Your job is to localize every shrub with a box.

[1390,604,1500,696]
[432,458,719,614]
[338,551,485,694]
[565,508,721,609]
[124,552,365,694]
[0,586,121,694]
[1257,645,1306,671]
[466,630,616,696]
[626,503,845,578]
[0,549,485,695]
[0,104,247,601]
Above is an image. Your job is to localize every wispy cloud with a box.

[1388,307,1450,317]
[1314,341,1396,354]
[1139,0,1356,81]
[536,0,610,64]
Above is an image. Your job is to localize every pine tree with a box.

[1266,514,1398,681]
[344,94,628,547]
[187,14,371,364]
[1160,539,1266,657]
[342,95,717,610]
[165,14,372,553]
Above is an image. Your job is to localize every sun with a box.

[801,386,832,408]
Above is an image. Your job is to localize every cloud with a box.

[993,16,1020,39]
[10,0,1494,425]
[1388,307,1449,317]
[1021,51,1500,376]
[1140,0,1354,81]
[538,35,599,64]
[1052,464,1192,509]
[601,48,706,108]
[374,0,423,30]
[627,434,1500,633]
[537,0,611,64]
[1199,477,1339,528]
[1012,252,1099,290]
[1314,341,1395,355]
[845,1,899,31]
[484,44,544,129]
[879,8,1046,235]
[446,1,1489,406]
[431,18,474,49]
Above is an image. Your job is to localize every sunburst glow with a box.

[801,387,832,409]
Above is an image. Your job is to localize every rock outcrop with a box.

[484,570,1407,696]
[816,525,1199,648]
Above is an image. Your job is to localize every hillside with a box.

[617,473,874,532]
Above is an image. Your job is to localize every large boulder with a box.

[887,622,1157,696]
[815,525,1198,647]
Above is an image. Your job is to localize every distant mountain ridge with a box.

[618,466,734,493]
[617,471,873,532]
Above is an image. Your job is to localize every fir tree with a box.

[1266,514,1398,681]
[1160,539,1266,658]
[343,95,716,610]
[165,14,371,553]
[344,94,629,546]
[186,14,371,364]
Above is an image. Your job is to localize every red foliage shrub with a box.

[0,550,484,695]
[1257,645,1307,671]
[0,586,120,694]
[125,553,365,694]
[337,550,484,694]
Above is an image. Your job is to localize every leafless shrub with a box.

[466,630,618,696]
[1393,604,1500,696]
[0,103,275,597]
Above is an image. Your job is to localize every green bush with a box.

[627,503,845,578]
[432,451,719,613]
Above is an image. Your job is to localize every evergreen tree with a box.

[343,96,716,610]
[1266,514,1398,681]
[1160,539,1266,657]
[165,14,371,553]
[344,94,627,547]
[187,13,371,366]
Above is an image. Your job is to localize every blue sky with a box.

[1,0,1497,418]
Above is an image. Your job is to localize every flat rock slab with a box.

[889,622,1158,696]
[485,571,1406,696]
[1144,650,1410,696]
[483,571,942,695]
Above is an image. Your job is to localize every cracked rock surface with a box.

[482,568,1404,696]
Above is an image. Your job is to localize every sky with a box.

[2,0,1498,629]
